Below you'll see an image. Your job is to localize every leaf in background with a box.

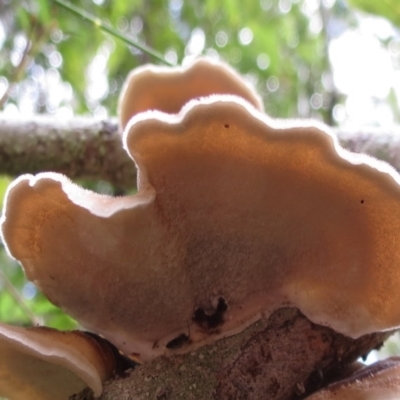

[29,293,78,330]
[0,176,12,210]
[348,0,400,27]
[15,8,31,32]
[37,0,52,25]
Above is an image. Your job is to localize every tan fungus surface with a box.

[2,97,400,361]
[0,323,116,400]
[118,57,264,131]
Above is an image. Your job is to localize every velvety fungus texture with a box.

[118,57,263,130]
[3,97,400,362]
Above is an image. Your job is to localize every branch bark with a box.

[0,116,134,190]
[71,308,392,400]
[1,116,400,190]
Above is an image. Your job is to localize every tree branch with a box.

[1,116,400,191]
[0,116,135,190]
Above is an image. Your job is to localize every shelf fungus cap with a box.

[306,357,400,399]
[0,323,118,400]
[118,57,263,130]
[3,97,400,362]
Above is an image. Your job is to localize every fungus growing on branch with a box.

[118,57,263,130]
[0,323,120,400]
[2,96,400,363]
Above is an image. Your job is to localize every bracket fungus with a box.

[3,95,400,365]
[0,323,120,400]
[118,57,263,130]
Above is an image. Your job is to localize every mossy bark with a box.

[71,308,392,400]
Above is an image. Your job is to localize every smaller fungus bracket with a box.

[0,323,119,400]
[306,357,400,399]
[0,172,192,362]
[118,57,264,131]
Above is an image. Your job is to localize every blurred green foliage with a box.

[0,0,399,331]
[349,0,400,28]
[1,0,353,121]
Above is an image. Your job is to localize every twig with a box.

[53,0,174,66]
[0,269,43,326]
[0,15,51,109]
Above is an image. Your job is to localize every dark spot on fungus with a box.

[193,297,228,330]
[224,123,230,128]
[166,333,190,349]
[360,199,365,204]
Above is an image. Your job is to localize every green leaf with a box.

[0,176,12,209]
[15,8,31,31]
[348,0,400,27]
[37,0,52,25]
[29,294,79,330]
